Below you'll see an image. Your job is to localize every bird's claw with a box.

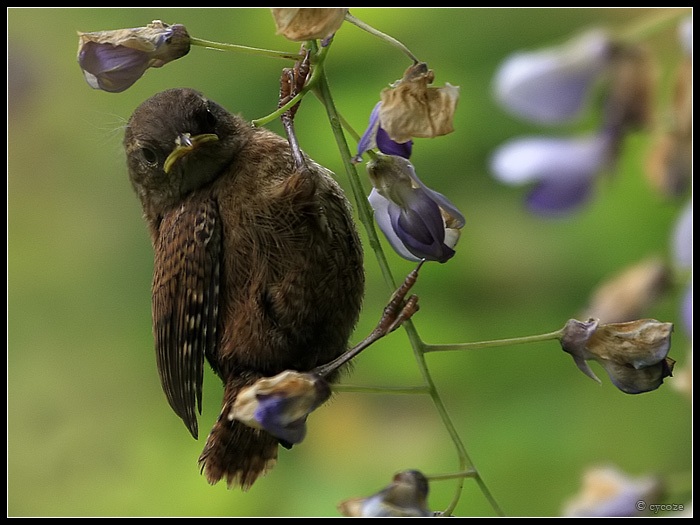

[312,262,423,379]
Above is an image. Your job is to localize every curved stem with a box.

[617,7,691,44]
[344,12,420,63]
[406,323,505,516]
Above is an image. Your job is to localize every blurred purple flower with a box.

[672,201,692,270]
[563,464,662,517]
[493,29,612,123]
[231,371,331,447]
[679,16,693,56]
[671,201,692,337]
[490,132,613,215]
[681,285,692,337]
[560,318,675,394]
[77,20,190,93]
[366,154,464,263]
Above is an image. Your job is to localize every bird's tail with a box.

[198,380,279,490]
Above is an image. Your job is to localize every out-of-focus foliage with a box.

[8,8,691,517]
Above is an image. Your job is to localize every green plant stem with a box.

[313,60,397,292]
[315,52,503,516]
[426,469,478,482]
[423,329,564,353]
[408,324,505,516]
[333,385,431,395]
[190,36,302,61]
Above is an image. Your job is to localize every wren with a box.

[123,87,364,489]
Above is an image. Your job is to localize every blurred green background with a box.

[8,8,691,517]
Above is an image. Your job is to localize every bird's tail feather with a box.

[198,381,279,490]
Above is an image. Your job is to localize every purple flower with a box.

[560,318,675,394]
[490,132,613,215]
[355,102,413,162]
[493,29,612,123]
[77,20,190,93]
[366,154,465,263]
[231,371,331,446]
[338,470,432,517]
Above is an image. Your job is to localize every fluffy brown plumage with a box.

[124,88,364,489]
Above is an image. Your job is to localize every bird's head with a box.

[124,88,249,220]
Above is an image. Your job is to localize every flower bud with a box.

[230,370,331,446]
[77,20,190,93]
[338,470,431,517]
[271,8,347,42]
[366,154,465,263]
[560,318,675,394]
[379,62,460,143]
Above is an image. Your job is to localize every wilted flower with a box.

[230,370,331,447]
[493,28,612,123]
[338,470,432,517]
[490,131,613,215]
[604,43,655,133]
[367,154,465,263]
[379,62,460,144]
[560,318,675,394]
[562,464,662,517]
[271,8,348,42]
[77,20,190,93]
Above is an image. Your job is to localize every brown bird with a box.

[123,87,364,489]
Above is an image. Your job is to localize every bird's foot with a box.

[312,261,423,379]
[279,48,311,173]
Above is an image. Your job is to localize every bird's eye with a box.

[141,147,158,166]
[203,108,217,131]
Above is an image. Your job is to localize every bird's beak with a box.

[164,132,219,173]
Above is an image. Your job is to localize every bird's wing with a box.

[151,199,221,439]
